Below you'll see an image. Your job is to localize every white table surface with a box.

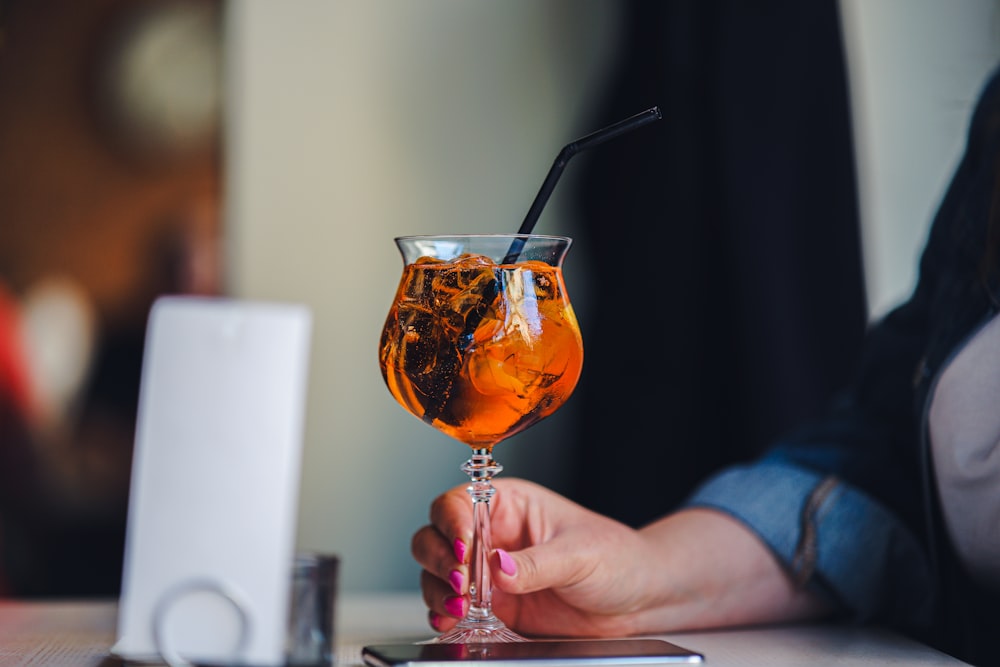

[0,592,969,666]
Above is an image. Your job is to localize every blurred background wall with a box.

[0,0,997,598]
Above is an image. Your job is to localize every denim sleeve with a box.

[684,459,934,631]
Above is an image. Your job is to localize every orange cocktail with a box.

[380,252,582,450]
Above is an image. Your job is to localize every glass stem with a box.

[461,449,502,623]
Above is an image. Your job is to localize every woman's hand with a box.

[411,478,830,637]
[411,478,648,636]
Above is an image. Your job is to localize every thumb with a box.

[491,540,584,595]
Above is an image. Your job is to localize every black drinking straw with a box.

[503,106,662,263]
[518,106,662,235]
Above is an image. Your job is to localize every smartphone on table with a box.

[361,638,703,667]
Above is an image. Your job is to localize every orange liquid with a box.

[379,254,583,450]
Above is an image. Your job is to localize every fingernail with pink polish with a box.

[497,548,517,576]
[429,611,443,631]
[453,538,467,563]
[448,569,464,595]
[444,595,465,618]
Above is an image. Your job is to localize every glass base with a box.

[429,611,526,644]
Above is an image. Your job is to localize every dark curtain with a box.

[564,0,868,527]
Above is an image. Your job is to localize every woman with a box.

[412,64,1000,666]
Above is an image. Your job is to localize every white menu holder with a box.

[112,296,313,666]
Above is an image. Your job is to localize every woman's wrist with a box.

[625,508,831,634]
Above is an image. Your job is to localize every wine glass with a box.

[379,234,584,643]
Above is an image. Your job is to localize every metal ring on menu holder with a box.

[152,578,253,667]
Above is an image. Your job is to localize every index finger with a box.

[429,484,473,564]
